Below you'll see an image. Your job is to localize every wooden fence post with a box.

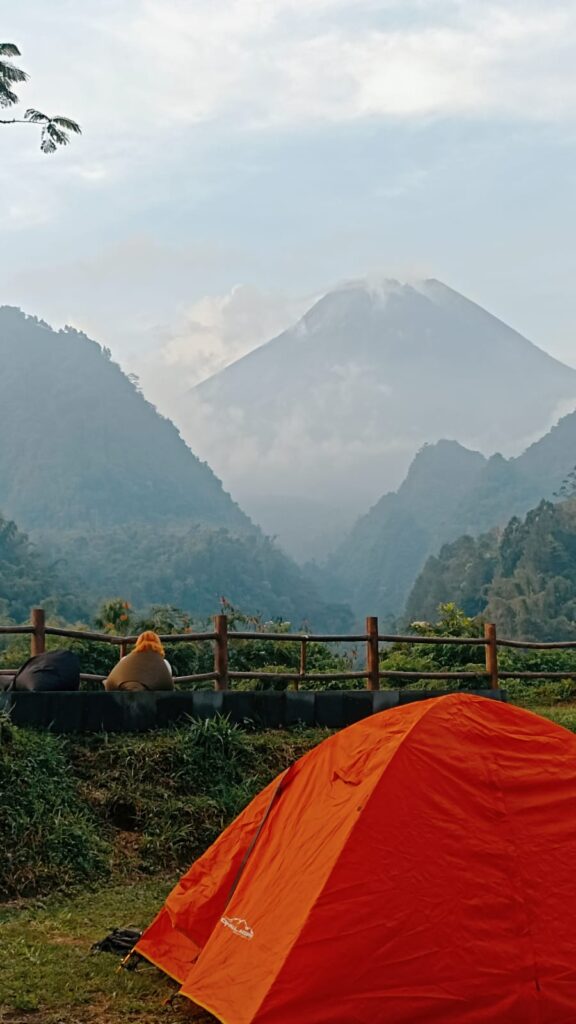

[297,638,307,692]
[31,607,46,656]
[366,616,380,691]
[484,622,499,690]
[119,641,128,661]
[214,614,229,691]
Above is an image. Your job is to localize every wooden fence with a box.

[2,609,576,690]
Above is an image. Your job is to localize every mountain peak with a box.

[333,276,404,300]
[183,277,576,560]
[330,275,452,302]
[400,440,487,500]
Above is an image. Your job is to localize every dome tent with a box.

[135,694,576,1023]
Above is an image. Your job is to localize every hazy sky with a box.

[2,0,576,411]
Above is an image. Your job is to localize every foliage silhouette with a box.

[0,43,80,151]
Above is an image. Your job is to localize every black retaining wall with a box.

[0,689,506,733]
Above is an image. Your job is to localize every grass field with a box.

[0,719,322,1023]
[2,701,576,1023]
[0,879,215,1023]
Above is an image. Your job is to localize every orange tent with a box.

[136,693,576,1023]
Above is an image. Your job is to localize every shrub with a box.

[0,717,111,898]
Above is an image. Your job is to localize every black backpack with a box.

[91,927,142,957]
[11,650,81,692]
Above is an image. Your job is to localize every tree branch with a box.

[0,114,81,152]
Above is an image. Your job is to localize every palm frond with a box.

[40,121,70,153]
[0,84,18,108]
[24,108,49,124]
[0,44,81,154]
[23,109,81,151]
[40,134,58,154]
[51,116,81,135]
[0,45,27,109]
[0,59,27,84]
[0,43,21,57]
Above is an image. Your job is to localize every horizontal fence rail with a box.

[1,609,576,691]
[497,639,576,650]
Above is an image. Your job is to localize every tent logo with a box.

[221,916,254,940]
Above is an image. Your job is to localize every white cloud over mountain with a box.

[135,285,312,406]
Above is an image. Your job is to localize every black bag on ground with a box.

[11,650,81,692]
[91,927,142,956]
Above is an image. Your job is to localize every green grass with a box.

[0,717,111,897]
[0,714,327,900]
[0,879,215,1023]
[522,704,576,730]
[3,703,576,1022]
[0,718,322,1022]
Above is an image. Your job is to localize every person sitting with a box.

[104,631,174,692]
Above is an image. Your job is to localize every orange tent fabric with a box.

[136,693,576,1023]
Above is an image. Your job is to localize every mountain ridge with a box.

[406,498,576,641]
[0,307,350,627]
[0,305,250,533]
[180,278,576,559]
[328,407,576,624]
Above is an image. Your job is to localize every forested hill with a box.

[407,499,576,641]
[325,441,488,621]
[328,409,576,624]
[0,306,248,531]
[0,512,82,623]
[0,308,350,628]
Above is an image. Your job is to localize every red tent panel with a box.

[136,695,576,1023]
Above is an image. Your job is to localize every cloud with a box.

[3,0,576,237]
[7,1,576,161]
[3,193,54,230]
[6,234,231,314]
[135,284,313,408]
[3,0,576,413]
[157,285,311,381]
[105,0,576,128]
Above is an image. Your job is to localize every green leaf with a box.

[51,116,81,135]
[24,108,49,124]
[0,43,22,57]
[0,63,27,84]
[0,84,18,108]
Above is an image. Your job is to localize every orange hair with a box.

[134,630,165,657]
